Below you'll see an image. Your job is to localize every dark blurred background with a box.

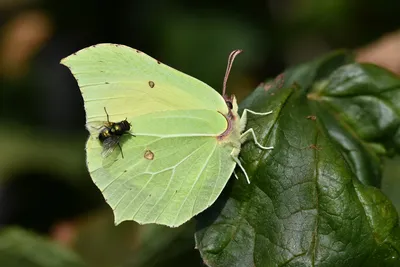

[1,0,400,266]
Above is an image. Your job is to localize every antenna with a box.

[222,49,243,97]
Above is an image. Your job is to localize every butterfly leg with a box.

[239,108,273,150]
[240,128,274,150]
[242,109,273,118]
[231,155,250,184]
[240,109,273,128]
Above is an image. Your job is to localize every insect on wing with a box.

[101,136,120,158]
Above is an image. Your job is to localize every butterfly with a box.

[61,44,273,227]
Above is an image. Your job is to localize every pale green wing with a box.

[131,109,227,136]
[60,43,229,127]
[61,43,240,227]
[87,134,236,227]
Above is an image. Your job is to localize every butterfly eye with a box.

[226,100,233,110]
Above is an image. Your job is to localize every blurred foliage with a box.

[0,227,85,267]
[1,0,400,266]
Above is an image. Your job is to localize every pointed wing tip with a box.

[60,54,76,67]
[59,57,68,66]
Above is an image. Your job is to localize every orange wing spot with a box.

[144,150,154,160]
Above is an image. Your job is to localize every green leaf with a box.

[195,51,400,266]
[309,62,400,186]
[0,227,86,267]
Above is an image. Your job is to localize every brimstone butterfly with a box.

[61,44,273,227]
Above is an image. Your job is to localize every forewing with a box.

[60,43,228,126]
[86,135,236,227]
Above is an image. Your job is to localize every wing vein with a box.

[122,140,209,221]
[134,133,218,138]
[109,171,154,212]
[191,146,220,217]
[208,148,222,206]
[100,159,143,193]
[173,141,217,225]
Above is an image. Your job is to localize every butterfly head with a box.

[223,94,239,120]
